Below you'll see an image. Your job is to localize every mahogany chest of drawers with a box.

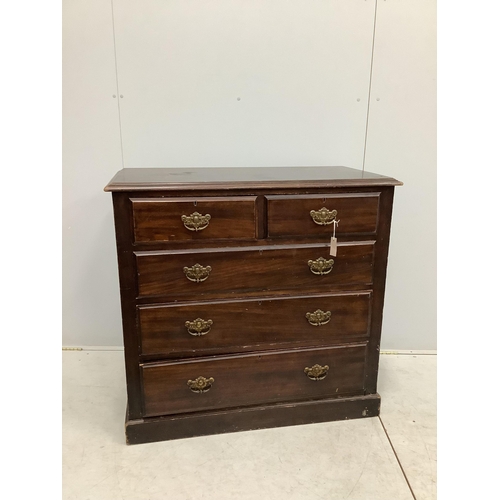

[104,166,402,444]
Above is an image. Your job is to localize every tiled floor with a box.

[62,351,436,500]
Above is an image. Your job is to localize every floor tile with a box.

[378,354,437,500]
[63,351,414,500]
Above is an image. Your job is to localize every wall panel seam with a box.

[362,0,379,172]
[111,0,125,168]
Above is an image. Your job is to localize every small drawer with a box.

[141,344,367,417]
[266,193,380,238]
[131,196,258,243]
[139,292,371,357]
[135,242,374,299]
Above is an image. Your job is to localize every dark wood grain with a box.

[104,166,402,192]
[135,242,374,299]
[365,186,395,394]
[131,196,257,243]
[267,193,380,237]
[111,192,143,419]
[256,195,266,239]
[106,167,400,442]
[138,291,371,357]
[141,344,367,417]
[125,393,381,444]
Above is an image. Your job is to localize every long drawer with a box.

[135,242,374,299]
[141,344,367,417]
[139,292,371,357]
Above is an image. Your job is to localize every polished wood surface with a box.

[112,193,143,419]
[139,292,371,357]
[104,166,403,192]
[141,344,367,417]
[131,196,258,243]
[125,394,381,444]
[135,242,374,299]
[267,193,379,237]
[105,167,400,443]
[364,186,395,394]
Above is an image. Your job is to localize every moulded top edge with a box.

[104,166,403,192]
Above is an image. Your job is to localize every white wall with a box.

[113,0,376,168]
[62,0,124,346]
[63,0,436,350]
[364,0,436,350]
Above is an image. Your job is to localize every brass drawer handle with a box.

[187,376,214,393]
[185,318,213,336]
[310,207,337,226]
[305,309,331,326]
[308,257,334,275]
[304,364,329,381]
[181,211,211,231]
[183,263,212,282]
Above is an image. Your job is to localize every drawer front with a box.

[139,292,371,357]
[136,242,374,299]
[131,196,258,243]
[267,193,379,238]
[141,344,367,417]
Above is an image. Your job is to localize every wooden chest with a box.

[104,166,402,444]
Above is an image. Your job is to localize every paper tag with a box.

[330,236,337,256]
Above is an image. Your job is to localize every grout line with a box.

[379,416,417,500]
[110,0,125,169]
[362,0,378,172]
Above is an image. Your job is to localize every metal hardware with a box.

[310,207,337,226]
[304,364,329,381]
[185,318,213,336]
[183,264,212,282]
[187,376,214,393]
[308,257,334,275]
[305,309,332,326]
[181,212,211,231]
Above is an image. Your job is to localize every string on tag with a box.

[332,219,340,238]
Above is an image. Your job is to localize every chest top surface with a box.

[104,166,402,192]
